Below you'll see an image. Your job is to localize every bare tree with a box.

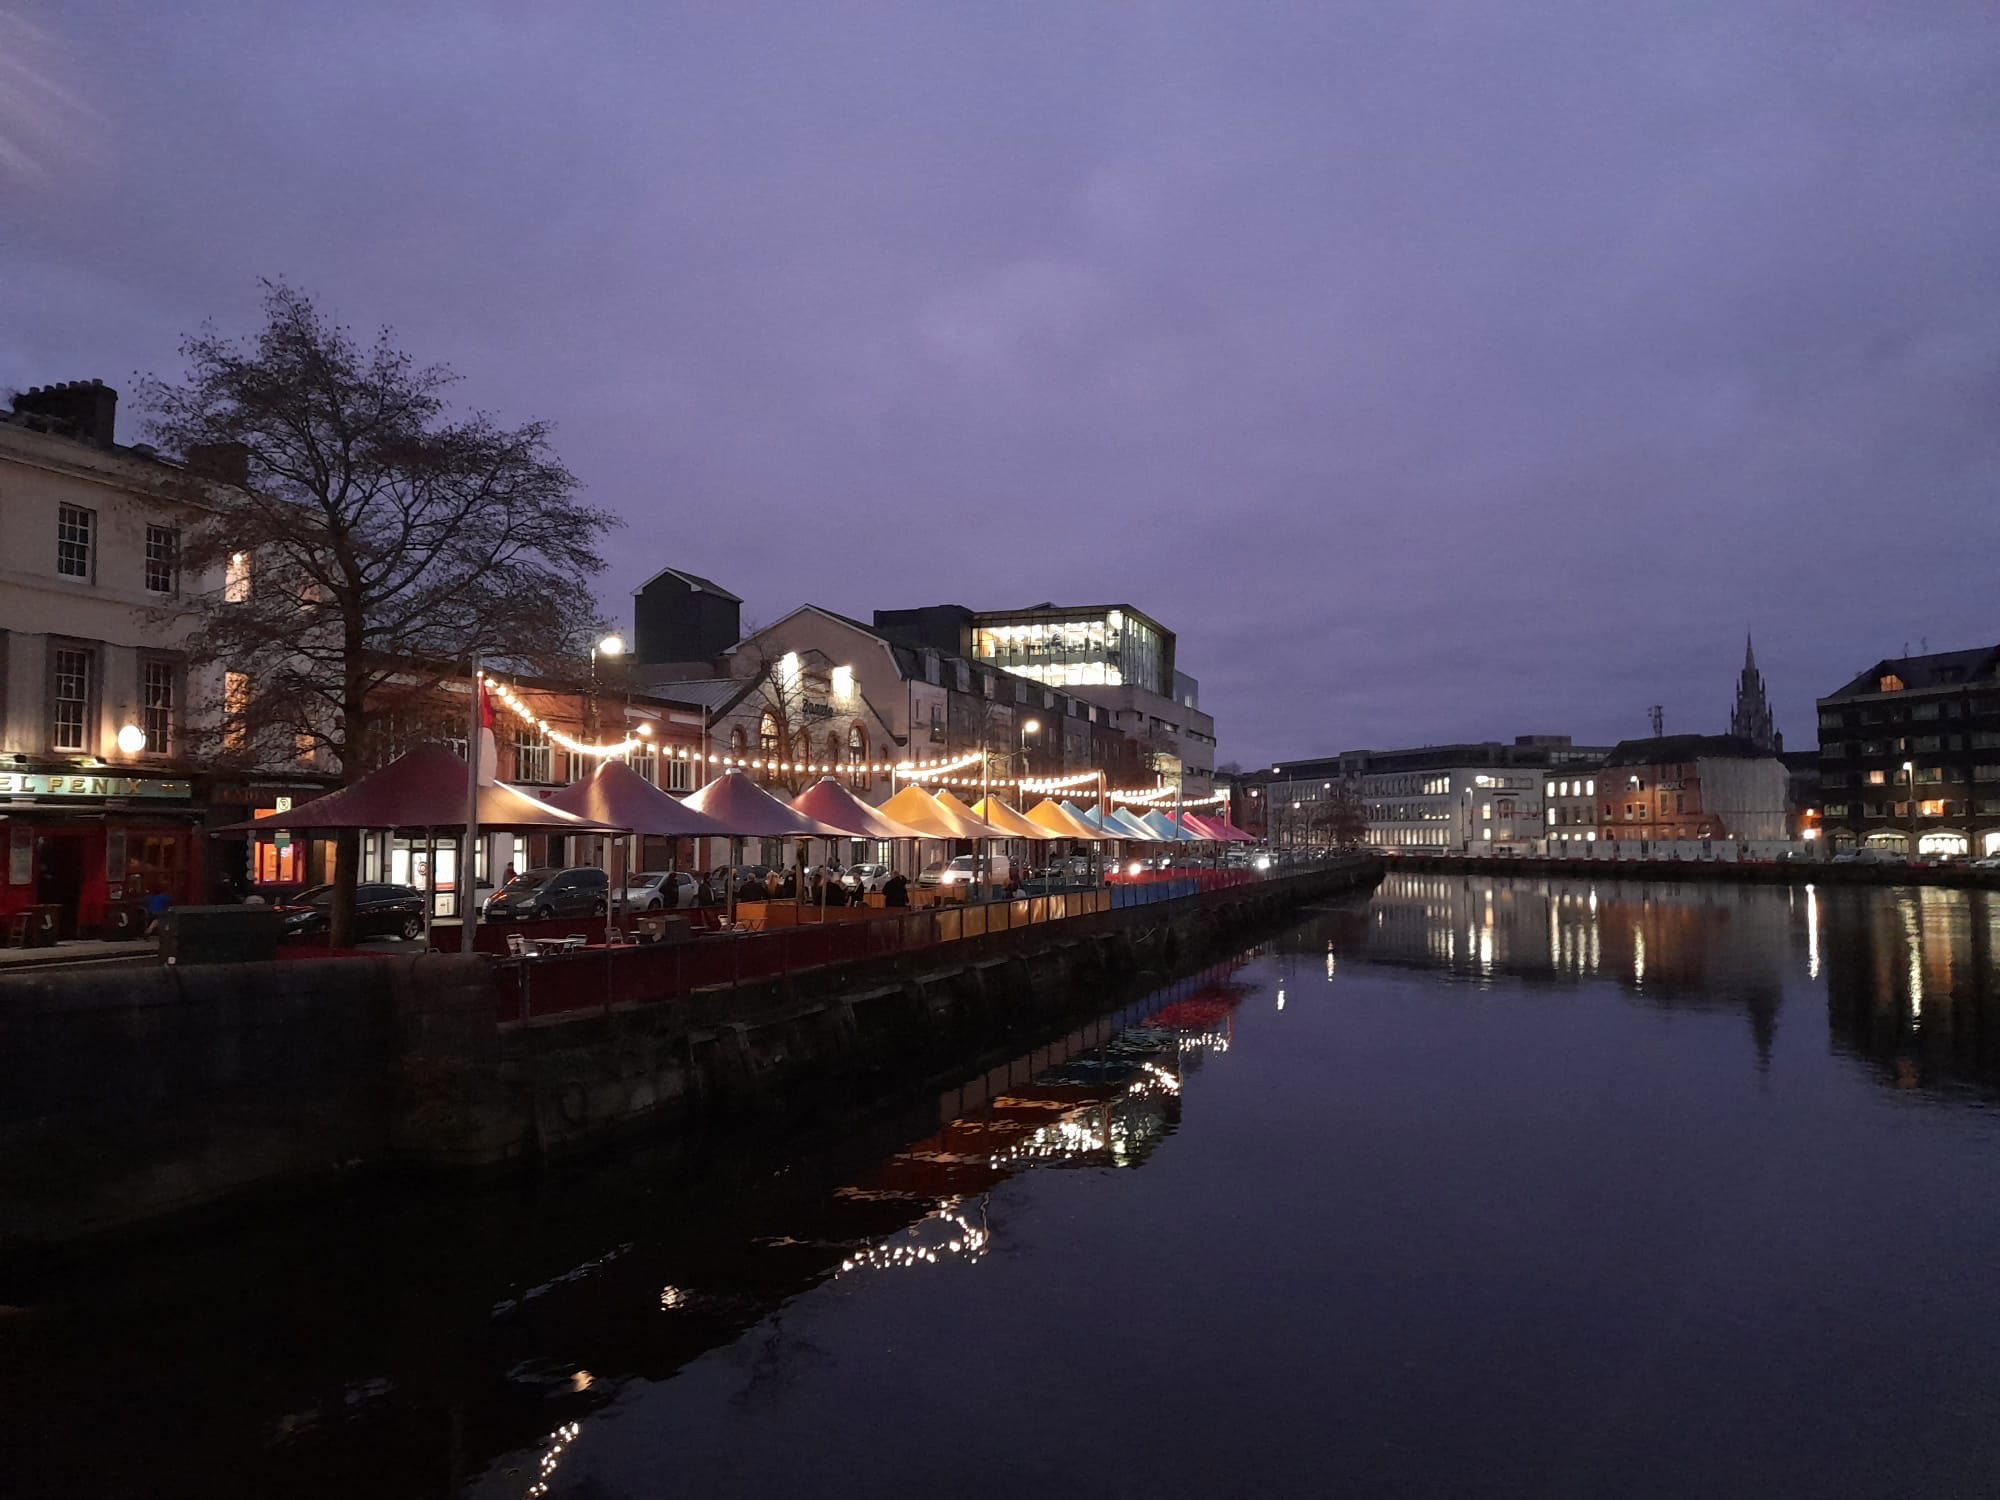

[141,281,617,942]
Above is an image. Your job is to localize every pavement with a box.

[0,937,160,971]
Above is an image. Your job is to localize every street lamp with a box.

[587,632,626,737]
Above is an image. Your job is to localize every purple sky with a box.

[5,2,1998,767]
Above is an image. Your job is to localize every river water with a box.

[6,871,2000,1498]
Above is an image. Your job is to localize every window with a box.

[666,754,693,791]
[1912,703,1940,721]
[847,724,870,791]
[1584,779,1595,796]
[1914,736,1940,752]
[144,525,180,594]
[49,645,92,751]
[629,743,657,784]
[225,551,252,603]
[1865,770,1887,785]
[56,504,94,580]
[759,711,780,761]
[728,725,746,756]
[1824,802,1850,817]
[514,724,553,783]
[141,658,176,754]
[1879,673,1905,692]
[224,671,250,751]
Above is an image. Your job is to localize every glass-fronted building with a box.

[968,605,1172,696]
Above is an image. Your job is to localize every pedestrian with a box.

[882,872,910,907]
[502,861,517,885]
[142,886,172,938]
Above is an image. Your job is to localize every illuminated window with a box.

[728,725,746,756]
[847,724,869,791]
[629,742,657,784]
[1482,825,1493,841]
[831,664,854,700]
[225,551,252,603]
[224,671,249,751]
[1879,673,1905,692]
[759,712,780,759]
[1585,779,1595,796]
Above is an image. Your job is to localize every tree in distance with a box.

[142,281,618,945]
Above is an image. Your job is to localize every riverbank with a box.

[0,857,1380,1261]
[1389,852,1999,889]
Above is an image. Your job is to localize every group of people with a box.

[722,861,911,909]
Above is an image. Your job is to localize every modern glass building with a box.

[967,605,1172,696]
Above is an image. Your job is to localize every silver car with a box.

[620,871,699,910]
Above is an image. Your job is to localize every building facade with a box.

[1542,767,1602,848]
[1816,646,2000,858]
[1594,735,1790,844]
[874,601,1218,796]
[1249,737,1606,854]
[0,381,228,933]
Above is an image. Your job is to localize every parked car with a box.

[925,854,1012,888]
[841,863,893,894]
[483,866,609,921]
[620,871,699,910]
[277,882,427,941]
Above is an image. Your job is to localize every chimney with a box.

[10,379,118,448]
[185,441,251,487]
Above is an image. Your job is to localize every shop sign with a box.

[0,773,192,801]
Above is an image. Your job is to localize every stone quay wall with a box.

[0,860,1378,1259]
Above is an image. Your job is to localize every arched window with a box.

[847,724,869,791]
[728,725,746,757]
[759,712,781,780]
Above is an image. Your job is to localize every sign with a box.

[802,700,834,722]
[0,773,192,801]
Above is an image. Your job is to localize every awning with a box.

[1026,799,1107,840]
[931,790,1009,839]
[878,786,1001,840]
[1105,807,1165,841]
[969,796,1062,840]
[1137,809,1198,842]
[213,745,618,833]
[791,777,933,840]
[545,758,730,838]
[682,768,851,838]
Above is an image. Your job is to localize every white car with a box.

[922,854,1012,888]
[619,871,700,910]
[841,863,894,894]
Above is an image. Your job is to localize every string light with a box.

[485,676,642,759]
[1020,769,1104,793]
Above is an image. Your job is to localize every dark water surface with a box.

[7,872,2000,1498]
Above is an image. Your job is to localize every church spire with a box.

[1730,634,1779,753]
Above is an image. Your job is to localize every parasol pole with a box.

[459,655,481,953]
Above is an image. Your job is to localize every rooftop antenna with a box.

[1649,704,1665,737]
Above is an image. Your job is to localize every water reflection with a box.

[1299,870,2000,1096]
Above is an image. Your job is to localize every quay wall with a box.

[0,860,1378,1259]
[1391,853,2000,889]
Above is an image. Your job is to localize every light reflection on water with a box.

[8,875,2000,1499]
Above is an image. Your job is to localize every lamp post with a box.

[587,632,626,738]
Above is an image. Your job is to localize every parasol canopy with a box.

[215,745,618,833]
[682,768,851,838]
[932,790,1008,839]
[1138,809,1201,842]
[878,786,1000,840]
[1105,806,1165,841]
[970,795,1061,841]
[791,777,933,841]
[1027,799,1107,840]
[546,757,731,838]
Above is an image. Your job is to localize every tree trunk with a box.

[327,657,368,948]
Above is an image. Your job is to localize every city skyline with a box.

[4,3,1997,765]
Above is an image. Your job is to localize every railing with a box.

[491,862,1316,1026]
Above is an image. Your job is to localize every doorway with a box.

[36,835,87,938]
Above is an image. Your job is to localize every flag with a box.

[477,678,499,785]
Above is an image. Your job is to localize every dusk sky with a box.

[4,2,1997,767]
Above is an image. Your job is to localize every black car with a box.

[277,882,427,941]
[482,866,609,922]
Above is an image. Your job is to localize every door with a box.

[35,835,87,938]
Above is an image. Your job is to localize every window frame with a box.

[47,638,98,753]
[56,503,95,582]
[138,653,182,757]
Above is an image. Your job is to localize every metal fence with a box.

[494,866,1278,1025]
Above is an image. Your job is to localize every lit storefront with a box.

[0,768,204,937]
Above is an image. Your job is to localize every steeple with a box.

[1730,633,1780,753]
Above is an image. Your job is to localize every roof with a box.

[631,565,743,603]
[1601,734,1774,768]
[639,677,746,711]
[1821,646,2000,701]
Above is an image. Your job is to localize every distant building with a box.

[631,566,745,675]
[1728,634,1782,752]
[1542,764,1605,849]
[1249,736,1607,853]
[873,602,1217,796]
[1595,735,1789,843]
[1815,645,2000,858]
